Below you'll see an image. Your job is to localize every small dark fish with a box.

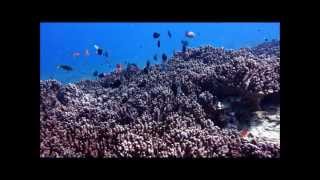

[264,38,268,42]
[103,51,109,58]
[139,45,143,48]
[116,64,123,74]
[93,70,98,77]
[168,30,172,38]
[162,53,167,61]
[98,73,107,78]
[127,63,140,73]
[153,54,158,61]
[181,40,189,53]
[97,48,103,55]
[153,32,160,39]
[57,65,73,71]
[143,60,151,74]
[157,40,160,48]
[182,45,187,53]
[94,44,105,56]
[181,40,189,46]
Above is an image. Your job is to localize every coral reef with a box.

[40,41,280,158]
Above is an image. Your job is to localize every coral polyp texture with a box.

[40,41,280,158]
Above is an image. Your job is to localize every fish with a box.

[264,38,269,42]
[181,40,189,53]
[157,40,160,48]
[181,40,189,46]
[145,60,151,69]
[240,128,249,138]
[143,60,151,74]
[185,31,196,38]
[93,70,98,77]
[97,48,103,55]
[162,53,167,61]
[127,63,140,72]
[182,45,187,53]
[72,52,81,58]
[153,32,160,39]
[94,44,104,55]
[168,30,172,38]
[153,54,158,61]
[84,49,90,56]
[98,73,105,78]
[103,51,109,58]
[57,65,73,71]
[116,64,123,74]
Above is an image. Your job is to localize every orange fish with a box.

[240,128,249,138]
[72,52,81,58]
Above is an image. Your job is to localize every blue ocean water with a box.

[40,22,280,83]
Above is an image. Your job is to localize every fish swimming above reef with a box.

[162,53,167,61]
[93,70,98,77]
[94,44,108,58]
[127,63,140,73]
[168,30,172,38]
[157,40,160,48]
[98,73,107,78]
[185,31,196,38]
[103,51,109,58]
[181,40,189,52]
[143,60,151,74]
[153,54,158,61]
[115,64,123,74]
[146,60,150,67]
[72,51,81,58]
[240,128,249,138]
[181,40,189,46]
[84,49,90,56]
[94,44,103,55]
[57,65,73,71]
[153,32,160,39]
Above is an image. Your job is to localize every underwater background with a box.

[40,22,280,84]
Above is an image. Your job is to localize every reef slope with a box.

[40,40,280,158]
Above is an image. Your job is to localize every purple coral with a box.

[40,41,280,158]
